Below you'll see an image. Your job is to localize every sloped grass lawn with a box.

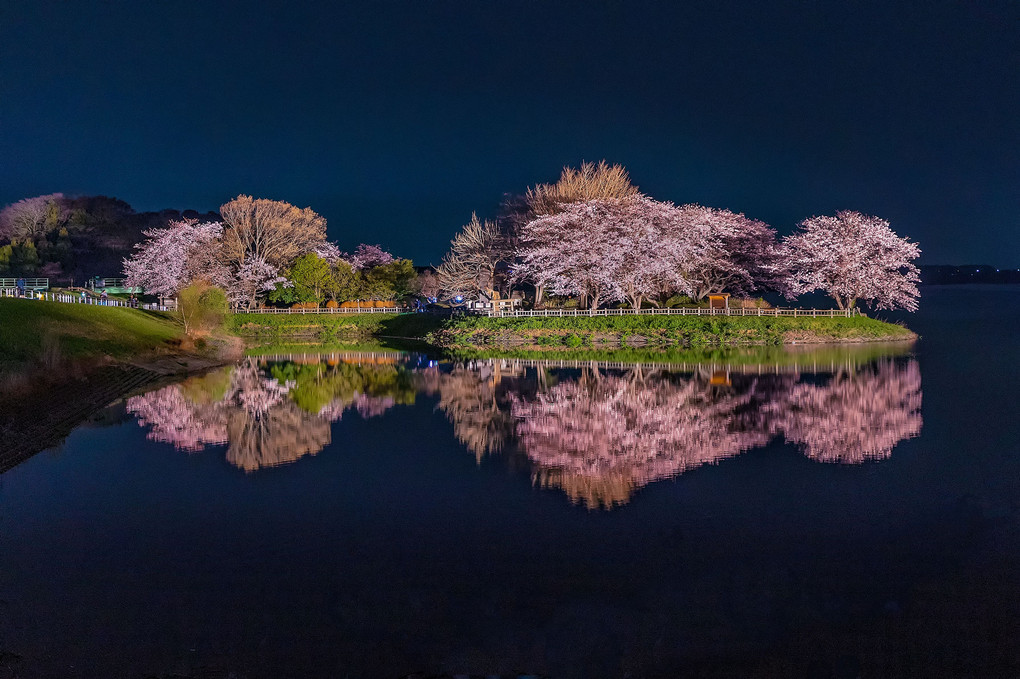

[0,298,181,369]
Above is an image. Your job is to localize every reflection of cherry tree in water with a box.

[769,359,922,463]
[415,361,530,462]
[510,368,772,508]
[128,354,922,501]
[218,361,331,472]
[126,379,229,451]
[424,359,922,508]
[127,358,406,470]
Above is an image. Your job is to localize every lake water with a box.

[1,286,1018,678]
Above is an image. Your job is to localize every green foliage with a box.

[4,240,41,275]
[178,282,228,335]
[226,312,446,340]
[267,360,417,415]
[288,253,333,303]
[328,260,361,302]
[429,314,914,348]
[361,259,416,300]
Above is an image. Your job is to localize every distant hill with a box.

[920,265,1020,285]
[0,194,219,284]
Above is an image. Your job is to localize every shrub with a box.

[178,281,228,335]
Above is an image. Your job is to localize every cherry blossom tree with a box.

[123,219,225,296]
[780,211,921,311]
[312,241,345,264]
[348,243,395,270]
[671,205,781,300]
[516,196,714,310]
[504,161,640,305]
[229,256,289,310]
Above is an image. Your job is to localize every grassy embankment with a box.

[0,298,239,470]
[229,310,915,349]
[0,297,184,371]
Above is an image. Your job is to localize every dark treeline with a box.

[0,193,218,282]
[919,265,1020,285]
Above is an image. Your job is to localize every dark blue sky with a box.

[2,0,1017,266]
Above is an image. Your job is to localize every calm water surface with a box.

[1,286,1018,678]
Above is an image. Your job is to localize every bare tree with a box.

[0,193,66,241]
[436,212,507,299]
[219,195,328,269]
[525,161,640,216]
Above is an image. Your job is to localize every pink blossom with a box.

[122,219,224,296]
[780,211,921,311]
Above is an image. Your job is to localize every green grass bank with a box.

[0,297,184,371]
[228,310,915,348]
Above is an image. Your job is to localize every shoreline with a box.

[228,311,916,349]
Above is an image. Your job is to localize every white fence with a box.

[481,306,861,318]
[235,305,859,318]
[0,288,174,311]
[1,287,860,319]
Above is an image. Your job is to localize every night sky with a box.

[2,0,1017,266]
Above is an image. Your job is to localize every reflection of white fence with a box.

[483,306,861,318]
[249,351,883,376]
[0,288,174,311]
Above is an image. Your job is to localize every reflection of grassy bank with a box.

[443,341,916,368]
[227,312,444,341]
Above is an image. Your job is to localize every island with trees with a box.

[2,161,920,357]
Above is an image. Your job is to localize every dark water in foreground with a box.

[1,286,1019,678]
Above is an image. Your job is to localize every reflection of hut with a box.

[708,293,730,310]
[709,370,731,387]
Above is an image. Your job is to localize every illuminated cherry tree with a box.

[517,196,715,310]
[123,219,225,296]
[672,205,781,300]
[780,211,921,311]
[348,243,394,270]
[229,256,290,310]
